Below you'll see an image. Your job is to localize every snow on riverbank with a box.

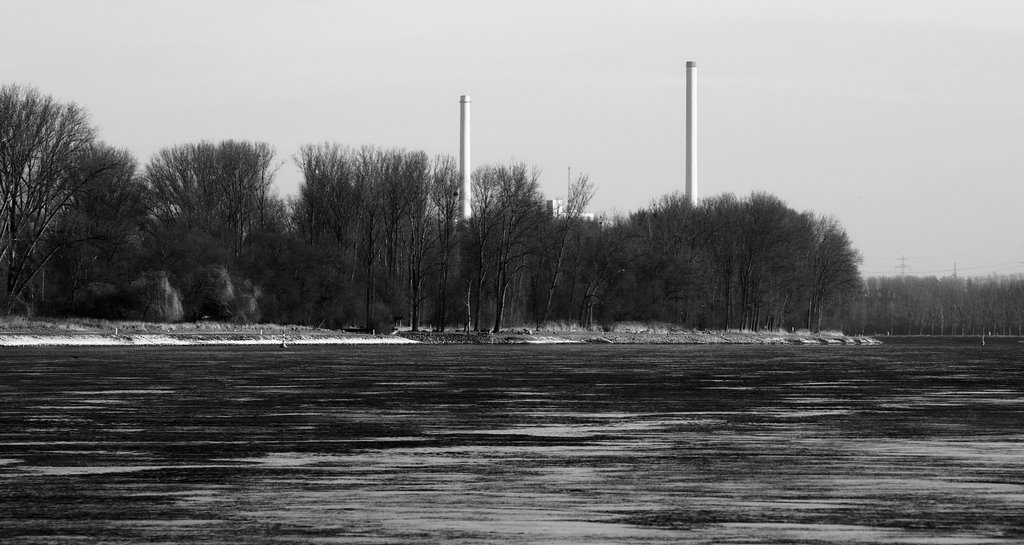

[0,329,880,347]
[0,333,418,347]
[397,330,881,345]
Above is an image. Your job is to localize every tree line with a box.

[1,84,866,332]
[851,275,1024,336]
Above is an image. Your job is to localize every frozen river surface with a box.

[2,340,1023,543]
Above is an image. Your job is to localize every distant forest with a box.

[854,276,1024,336]
[5,83,1014,335]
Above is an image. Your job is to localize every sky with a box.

[3,0,1023,278]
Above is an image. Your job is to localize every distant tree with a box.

[4,84,886,333]
[693,194,743,329]
[0,84,134,313]
[235,195,299,325]
[734,193,815,331]
[463,167,498,330]
[293,142,355,246]
[536,172,595,327]
[576,220,635,328]
[291,142,359,327]
[398,151,434,331]
[598,191,863,333]
[351,147,389,331]
[806,215,862,331]
[141,140,280,323]
[291,144,460,331]
[144,140,278,266]
[853,273,1024,336]
[46,145,146,314]
[428,155,461,331]
[623,192,700,325]
[470,163,545,333]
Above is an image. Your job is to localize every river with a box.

[1,339,1022,543]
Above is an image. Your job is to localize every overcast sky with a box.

[4,0,1023,277]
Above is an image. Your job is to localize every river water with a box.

[1,339,1022,543]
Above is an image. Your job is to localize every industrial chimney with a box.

[460,95,471,220]
[685,61,698,205]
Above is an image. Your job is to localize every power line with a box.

[864,245,1024,261]
[862,261,1024,276]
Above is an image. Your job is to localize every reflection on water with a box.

[1,341,1023,544]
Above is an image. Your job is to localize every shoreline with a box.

[0,328,880,347]
[396,330,881,346]
[0,331,415,347]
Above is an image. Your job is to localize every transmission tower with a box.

[896,256,911,276]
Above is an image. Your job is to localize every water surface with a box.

[2,341,1022,543]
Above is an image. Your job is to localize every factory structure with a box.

[458,60,699,219]
[545,198,596,221]
[459,95,472,220]
[685,60,697,205]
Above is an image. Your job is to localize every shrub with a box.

[76,282,137,319]
[132,271,183,322]
[178,266,263,324]
[182,266,235,321]
[232,279,262,323]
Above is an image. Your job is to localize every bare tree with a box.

[399,152,434,331]
[216,140,277,260]
[290,143,359,326]
[144,140,277,264]
[352,146,387,330]
[293,142,355,246]
[576,221,635,328]
[0,85,128,312]
[475,163,545,333]
[806,215,862,331]
[429,155,460,331]
[537,172,594,326]
[49,145,143,312]
[464,167,499,331]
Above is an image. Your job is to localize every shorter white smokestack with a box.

[685,61,698,205]
[460,95,471,219]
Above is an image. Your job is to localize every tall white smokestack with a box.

[460,95,471,220]
[685,61,698,205]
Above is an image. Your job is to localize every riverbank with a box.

[0,318,879,346]
[396,329,881,345]
[0,332,417,347]
[0,319,414,347]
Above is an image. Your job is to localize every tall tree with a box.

[0,85,129,312]
[576,220,635,328]
[289,143,358,326]
[537,172,595,326]
[352,146,386,330]
[46,146,145,314]
[399,151,435,331]
[293,142,355,246]
[807,215,862,331]
[428,155,461,331]
[464,167,498,330]
[474,163,545,333]
[144,140,277,266]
